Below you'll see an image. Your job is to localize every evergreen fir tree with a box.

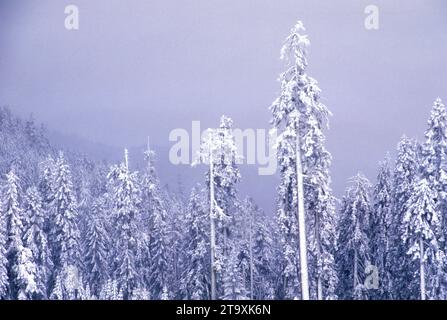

[251,207,276,299]
[420,98,447,299]
[83,196,110,297]
[337,174,372,299]
[370,155,393,299]
[23,186,53,299]
[0,209,7,299]
[270,21,336,299]
[107,149,141,300]
[402,178,442,300]
[50,152,82,299]
[148,191,169,299]
[388,136,421,299]
[180,186,210,300]
[221,244,248,300]
[2,168,39,299]
[196,115,241,299]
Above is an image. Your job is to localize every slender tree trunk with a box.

[315,213,323,300]
[295,131,309,300]
[353,248,358,298]
[420,237,426,301]
[249,211,254,300]
[124,148,129,169]
[209,153,217,300]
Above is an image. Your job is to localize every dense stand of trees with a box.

[0,21,446,300]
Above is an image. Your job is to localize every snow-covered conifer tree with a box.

[83,196,110,297]
[370,155,393,299]
[180,186,210,300]
[221,245,248,300]
[148,195,169,299]
[2,168,39,299]
[402,178,442,300]
[0,209,7,299]
[337,174,372,299]
[23,186,53,299]
[388,136,420,299]
[420,98,447,298]
[270,21,337,300]
[271,20,336,300]
[99,279,123,300]
[107,149,141,300]
[196,115,241,300]
[270,20,309,300]
[50,152,82,299]
[251,206,276,299]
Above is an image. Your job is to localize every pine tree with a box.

[307,180,338,300]
[180,186,210,300]
[138,141,156,290]
[0,202,8,299]
[39,156,55,223]
[23,186,53,299]
[388,136,420,299]
[3,168,24,299]
[221,244,248,300]
[50,152,82,299]
[165,191,187,299]
[337,174,372,299]
[107,149,141,300]
[421,98,447,197]
[271,21,333,299]
[196,115,241,299]
[370,155,393,299]
[402,178,442,300]
[99,279,123,300]
[420,97,447,299]
[83,196,110,297]
[148,190,169,299]
[15,245,38,300]
[251,206,276,299]
[235,198,255,300]
[2,168,39,299]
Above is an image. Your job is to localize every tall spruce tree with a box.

[271,20,336,300]
[337,174,372,299]
[107,149,141,300]
[2,168,39,299]
[370,155,393,299]
[23,186,53,299]
[180,186,210,300]
[402,178,442,300]
[0,203,7,299]
[196,115,241,299]
[420,98,447,298]
[83,196,110,297]
[386,137,420,299]
[50,152,82,299]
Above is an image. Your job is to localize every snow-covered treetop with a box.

[195,115,241,168]
[280,21,310,71]
[425,98,446,144]
[345,173,372,232]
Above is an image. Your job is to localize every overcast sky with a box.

[0,0,446,211]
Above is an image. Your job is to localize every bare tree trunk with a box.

[295,132,309,300]
[209,153,217,300]
[420,237,426,300]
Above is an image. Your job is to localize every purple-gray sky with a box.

[0,0,446,211]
